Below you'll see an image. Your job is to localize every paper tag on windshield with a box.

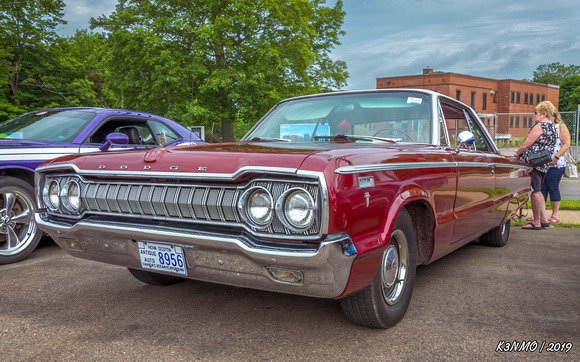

[407,97,422,104]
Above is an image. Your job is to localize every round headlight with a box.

[61,180,81,212]
[43,180,60,211]
[240,187,273,227]
[278,189,315,230]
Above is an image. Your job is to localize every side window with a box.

[439,101,491,151]
[86,120,156,145]
[438,105,449,146]
[463,110,490,152]
[149,120,180,144]
[115,124,154,145]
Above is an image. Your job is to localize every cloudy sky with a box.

[57,0,580,90]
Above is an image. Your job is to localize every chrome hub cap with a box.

[381,229,409,305]
[0,191,35,255]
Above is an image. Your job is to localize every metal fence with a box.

[484,110,579,160]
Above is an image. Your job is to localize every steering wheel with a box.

[373,128,415,142]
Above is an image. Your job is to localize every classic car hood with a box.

[39,141,438,177]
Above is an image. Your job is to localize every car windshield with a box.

[244,92,433,144]
[0,110,96,142]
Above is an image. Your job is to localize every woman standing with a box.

[514,101,558,230]
[541,110,571,223]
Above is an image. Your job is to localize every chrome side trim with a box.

[335,161,531,174]
[36,163,299,180]
[335,161,456,174]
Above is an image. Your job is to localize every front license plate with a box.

[138,241,187,276]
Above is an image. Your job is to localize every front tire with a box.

[0,177,42,264]
[128,268,185,286]
[340,208,417,328]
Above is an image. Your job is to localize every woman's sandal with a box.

[522,222,542,230]
[526,216,534,221]
[549,216,560,223]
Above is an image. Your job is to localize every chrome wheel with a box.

[340,208,417,328]
[381,229,409,305]
[0,177,41,264]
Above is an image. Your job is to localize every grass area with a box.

[513,199,580,228]
[522,199,580,210]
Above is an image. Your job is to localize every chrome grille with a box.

[42,175,323,238]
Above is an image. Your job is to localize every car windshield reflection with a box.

[0,110,96,142]
[244,92,433,144]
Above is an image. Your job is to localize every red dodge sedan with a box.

[35,90,531,328]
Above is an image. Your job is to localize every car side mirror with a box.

[99,132,130,151]
[457,131,475,150]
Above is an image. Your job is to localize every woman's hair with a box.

[553,110,563,124]
[535,101,557,119]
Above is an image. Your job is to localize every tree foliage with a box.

[91,0,348,140]
[559,75,580,112]
[532,62,580,85]
[0,0,107,120]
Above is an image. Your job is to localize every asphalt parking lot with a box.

[1,226,578,360]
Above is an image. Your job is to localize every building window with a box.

[471,92,476,108]
[524,93,528,104]
[536,94,540,104]
[511,91,515,103]
[482,93,487,110]
[510,116,514,127]
[515,116,520,128]
[516,92,521,104]
[530,93,534,105]
[456,90,461,101]
[542,95,545,102]
[523,116,527,128]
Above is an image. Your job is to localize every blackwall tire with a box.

[479,220,510,247]
[128,268,185,286]
[340,208,417,328]
[0,177,42,264]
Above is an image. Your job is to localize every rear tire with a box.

[128,268,185,286]
[340,208,417,328]
[479,220,510,247]
[0,177,42,264]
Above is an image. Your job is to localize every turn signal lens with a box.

[267,267,303,283]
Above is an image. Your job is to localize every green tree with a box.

[0,0,65,110]
[0,1,106,120]
[559,75,580,112]
[92,0,348,141]
[532,62,580,85]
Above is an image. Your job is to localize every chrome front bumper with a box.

[36,214,356,298]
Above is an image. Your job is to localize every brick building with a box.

[376,68,560,139]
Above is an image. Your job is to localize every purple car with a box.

[0,107,203,264]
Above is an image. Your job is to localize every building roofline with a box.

[376,71,560,88]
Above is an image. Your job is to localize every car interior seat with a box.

[118,127,141,144]
[91,131,107,144]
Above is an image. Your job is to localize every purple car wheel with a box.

[0,177,42,264]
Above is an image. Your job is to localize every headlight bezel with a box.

[43,180,61,211]
[60,180,82,212]
[238,186,274,228]
[275,187,316,231]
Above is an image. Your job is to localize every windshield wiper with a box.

[313,134,396,143]
[243,137,290,142]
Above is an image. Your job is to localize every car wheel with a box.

[479,219,510,247]
[340,208,417,328]
[128,268,185,286]
[0,177,42,264]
